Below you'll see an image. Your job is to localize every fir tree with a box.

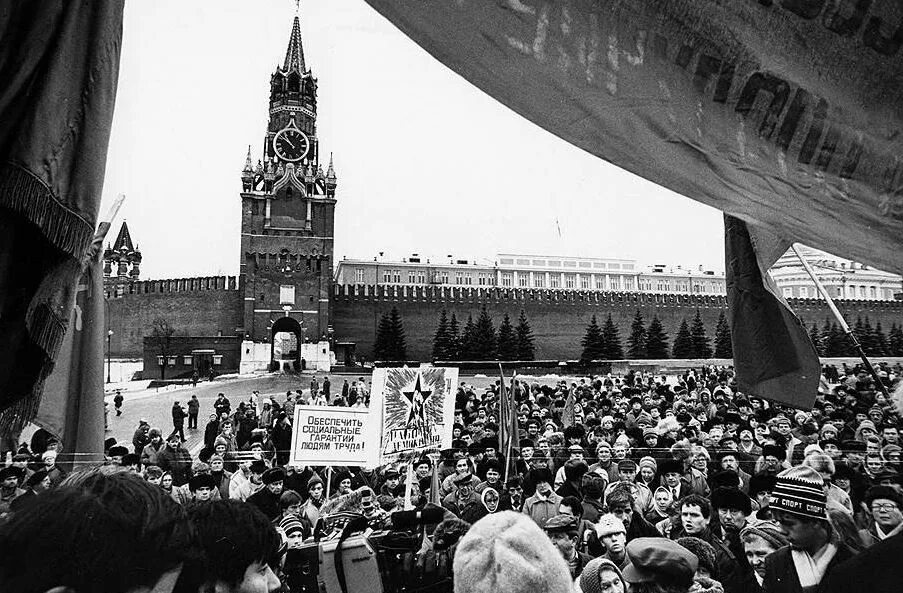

[447,313,461,360]
[581,315,605,361]
[824,322,847,357]
[644,315,670,359]
[473,306,497,360]
[672,319,694,359]
[460,315,477,360]
[874,321,889,356]
[387,307,407,360]
[515,309,536,360]
[888,323,903,356]
[860,316,876,354]
[373,312,393,360]
[690,310,713,359]
[626,309,647,359]
[432,309,450,361]
[714,311,733,358]
[601,313,624,359]
[497,313,518,360]
[808,322,824,356]
[821,319,833,354]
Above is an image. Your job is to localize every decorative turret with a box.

[241,145,254,191]
[103,221,142,290]
[326,153,336,184]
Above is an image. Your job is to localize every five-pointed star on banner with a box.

[401,372,431,426]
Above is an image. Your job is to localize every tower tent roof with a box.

[282,15,306,73]
[112,221,135,253]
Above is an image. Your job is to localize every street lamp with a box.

[107,329,114,383]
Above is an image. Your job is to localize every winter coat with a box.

[156,446,192,486]
[141,441,164,467]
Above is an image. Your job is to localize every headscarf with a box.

[481,487,500,513]
[653,486,674,514]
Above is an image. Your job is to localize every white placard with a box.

[290,405,378,467]
[368,367,459,464]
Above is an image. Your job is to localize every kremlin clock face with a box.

[273,128,309,162]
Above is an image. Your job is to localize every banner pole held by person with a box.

[791,244,890,399]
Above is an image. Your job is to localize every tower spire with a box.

[282,10,306,73]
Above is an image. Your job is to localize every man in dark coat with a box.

[822,531,903,593]
[156,432,193,486]
[763,467,855,593]
[247,467,285,521]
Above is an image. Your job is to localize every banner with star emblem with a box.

[369,367,458,464]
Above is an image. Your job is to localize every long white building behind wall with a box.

[335,248,902,302]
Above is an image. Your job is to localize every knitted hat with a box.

[595,513,627,538]
[307,473,324,491]
[580,558,626,593]
[638,457,657,474]
[453,511,573,593]
[739,522,789,550]
[676,536,717,578]
[279,515,306,537]
[771,466,827,520]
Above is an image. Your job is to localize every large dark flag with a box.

[724,214,820,409]
[0,2,123,433]
[363,1,903,274]
[36,224,110,465]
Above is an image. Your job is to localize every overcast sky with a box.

[99,1,726,280]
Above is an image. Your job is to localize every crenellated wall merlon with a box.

[106,276,239,299]
[331,284,903,310]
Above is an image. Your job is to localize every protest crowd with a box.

[1,365,903,593]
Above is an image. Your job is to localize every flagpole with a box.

[504,370,517,484]
[790,244,890,398]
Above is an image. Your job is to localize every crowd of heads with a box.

[1,364,902,592]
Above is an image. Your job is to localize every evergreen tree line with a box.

[432,307,536,361]
[376,305,903,362]
[580,309,733,361]
[807,316,903,357]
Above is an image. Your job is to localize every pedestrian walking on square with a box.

[187,395,200,429]
[113,390,123,416]
[171,401,187,442]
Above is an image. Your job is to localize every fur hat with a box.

[453,511,573,593]
[748,474,777,497]
[433,517,471,550]
[659,458,684,476]
[711,487,752,515]
[670,440,693,461]
[188,473,217,492]
[676,537,717,578]
[262,467,286,485]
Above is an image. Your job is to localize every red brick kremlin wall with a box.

[331,285,903,361]
[106,276,243,357]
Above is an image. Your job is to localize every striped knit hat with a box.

[771,466,827,520]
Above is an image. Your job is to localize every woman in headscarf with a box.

[644,485,675,525]
[576,557,626,593]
